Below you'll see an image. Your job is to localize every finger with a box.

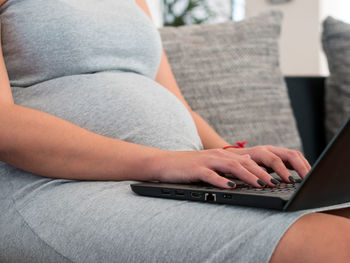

[241,158,280,187]
[268,147,310,179]
[282,161,294,170]
[260,166,267,172]
[213,158,266,187]
[282,158,310,175]
[297,151,312,170]
[200,168,237,189]
[256,150,293,183]
[217,154,265,177]
[258,164,274,174]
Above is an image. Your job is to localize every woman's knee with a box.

[269,212,350,263]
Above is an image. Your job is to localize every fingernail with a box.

[270,178,280,185]
[288,176,296,183]
[257,179,266,187]
[227,181,236,188]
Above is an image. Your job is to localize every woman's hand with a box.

[226,145,312,183]
[151,147,298,189]
[151,146,312,189]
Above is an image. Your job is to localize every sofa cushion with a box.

[159,11,302,151]
[322,17,350,142]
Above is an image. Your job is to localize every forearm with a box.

[190,110,230,149]
[0,104,164,181]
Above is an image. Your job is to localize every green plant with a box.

[163,0,215,26]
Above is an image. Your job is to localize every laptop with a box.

[130,117,350,211]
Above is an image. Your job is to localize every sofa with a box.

[159,11,349,167]
[273,14,350,166]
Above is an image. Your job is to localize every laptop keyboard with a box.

[194,178,302,195]
[233,182,299,194]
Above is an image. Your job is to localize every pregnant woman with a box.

[0,0,349,262]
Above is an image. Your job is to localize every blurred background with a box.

[146,0,350,77]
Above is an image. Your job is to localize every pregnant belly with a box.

[11,71,203,151]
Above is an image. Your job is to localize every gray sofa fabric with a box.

[159,11,302,151]
[322,17,350,142]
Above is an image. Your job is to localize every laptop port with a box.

[161,189,172,195]
[204,193,216,202]
[191,192,202,199]
[175,190,185,196]
[223,194,232,199]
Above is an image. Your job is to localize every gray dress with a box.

[0,1,349,262]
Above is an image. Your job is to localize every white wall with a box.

[246,0,350,76]
[321,0,350,24]
[246,0,327,76]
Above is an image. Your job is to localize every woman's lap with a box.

[1,164,349,263]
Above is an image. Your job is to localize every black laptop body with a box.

[130,117,350,211]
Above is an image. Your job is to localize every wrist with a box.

[142,148,170,182]
[108,139,167,182]
[222,141,247,150]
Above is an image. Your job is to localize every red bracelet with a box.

[222,141,247,149]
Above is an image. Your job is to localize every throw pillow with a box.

[322,16,350,142]
[159,11,302,151]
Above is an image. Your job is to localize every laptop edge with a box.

[284,116,350,211]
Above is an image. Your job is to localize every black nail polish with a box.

[270,178,280,185]
[257,179,266,187]
[227,181,236,188]
[288,176,296,183]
